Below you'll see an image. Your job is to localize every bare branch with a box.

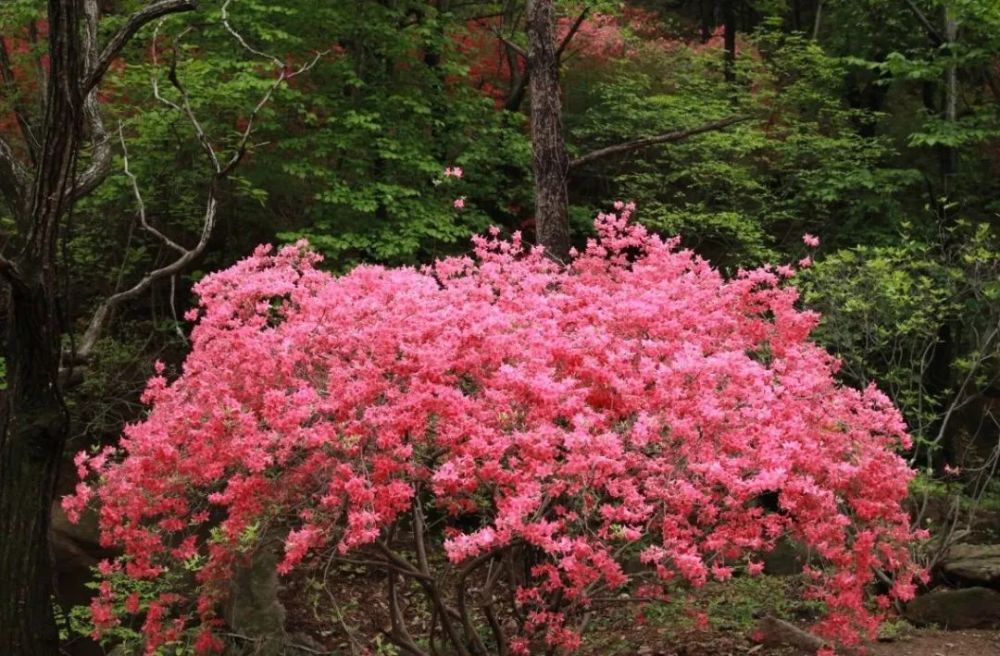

[555,6,590,61]
[84,0,198,93]
[217,0,327,176]
[491,28,527,60]
[149,21,184,113]
[812,0,824,40]
[77,188,217,358]
[117,122,187,255]
[166,48,223,172]
[76,3,323,359]
[901,0,944,46]
[220,0,282,68]
[569,115,753,170]
[220,49,326,176]
[0,37,40,163]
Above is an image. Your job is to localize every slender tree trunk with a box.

[700,0,713,42]
[942,7,958,185]
[0,1,83,652]
[723,0,737,82]
[812,0,824,40]
[525,0,570,261]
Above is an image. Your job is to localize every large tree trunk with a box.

[526,0,571,261]
[0,1,83,652]
[0,282,69,655]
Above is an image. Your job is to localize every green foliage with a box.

[799,220,1000,448]
[877,617,915,641]
[254,2,532,266]
[565,26,919,267]
[69,565,185,655]
[798,240,959,429]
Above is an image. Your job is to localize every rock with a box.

[941,543,1000,584]
[51,499,102,548]
[224,548,288,656]
[762,538,807,576]
[904,587,1000,629]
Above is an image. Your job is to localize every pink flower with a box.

[67,203,922,653]
[802,233,820,248]
[444,166,463,179]
[799,256,813,268]
[943,464,961,476]
[453,197,465,209]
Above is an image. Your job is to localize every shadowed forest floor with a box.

[578,628,1000,655]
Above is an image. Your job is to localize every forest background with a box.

[1,0,999,654]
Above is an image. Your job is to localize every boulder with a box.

[904,587,1000,629]
[941,543,1000,584]
[762,537,807,576]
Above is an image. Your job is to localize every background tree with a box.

[0,0,318,651]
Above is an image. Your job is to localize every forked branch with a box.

[83,0,198,93]
[76,9,323,359]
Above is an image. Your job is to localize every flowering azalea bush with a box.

[66,206,923,654]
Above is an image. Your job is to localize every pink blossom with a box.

[66,205,922,653]
[802,233,821,248]
[454,197,465,209]
[444,166,463,178]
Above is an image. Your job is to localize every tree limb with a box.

[77,185,218,358]
[0,37,40,164]
[492,28,527,59]
[0,135,30,216]
[901,0,944,46]
[555,6,590,61]
[83,0,198,93]
[116,122,187,255]
[569,114,753,170]
[76,2,322,359]
[0,253,25,289]
[755,616,831,654]
[72,0,113,201]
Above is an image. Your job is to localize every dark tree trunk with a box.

[526,0,571,261]
[0,281,68,655]
[0,1,83,653]
[723,0,737,82]
[700,0,713,42]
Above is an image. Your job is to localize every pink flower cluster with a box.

[66,207,922,654]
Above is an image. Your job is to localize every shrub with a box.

[66,206,923,654]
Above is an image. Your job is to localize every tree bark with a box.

[0,1,83,651]
[525,0,570,261]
